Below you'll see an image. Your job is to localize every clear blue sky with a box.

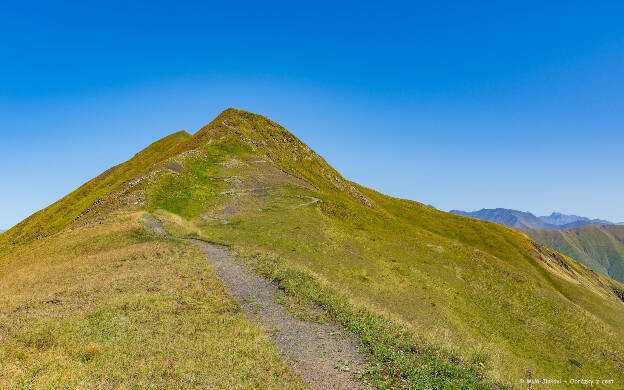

[1,1,624,229]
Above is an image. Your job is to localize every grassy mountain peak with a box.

[182,108,373,205]
[0,108,370,255]
[2,109,624,388]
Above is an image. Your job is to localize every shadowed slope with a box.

[521,224,624,283]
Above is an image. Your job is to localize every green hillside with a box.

[521,225,624,283]
[0,130,191,257]
[2,108,624,388]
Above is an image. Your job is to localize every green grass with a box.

[145,109,624,388]
[247,251,508,389]
[0,131,192,258]
[3,108,624,389]
[0,212,304,389]
[521,225,624,283]
[146,151,223,219]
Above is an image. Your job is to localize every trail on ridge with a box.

[147,215,374,390]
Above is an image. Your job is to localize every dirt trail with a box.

[145,215,374,389]
[290,195,321,209]
[190,240,374,390]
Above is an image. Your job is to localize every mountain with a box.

[449,208,555,229]
[521,225,624,283]
[450,208,616,230]
[539,212,613,226]
[1,109,624,388]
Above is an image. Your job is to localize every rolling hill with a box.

[1,108,624,388]
[521,225,624,284]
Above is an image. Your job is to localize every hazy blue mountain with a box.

[450,208,617,230]
[539,212,612,226]
[449,208,555,229]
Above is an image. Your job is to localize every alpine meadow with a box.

[1,109,623,389]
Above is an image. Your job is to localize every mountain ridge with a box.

[2,108,624,387]
[450,208,554,229]
[0,129,192,256]
[539,211,613,226]
[450,208,618,230]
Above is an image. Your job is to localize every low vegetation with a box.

[2,108,624,389]
[521,224,624,283]
[0,131,191,257]
[0,213,303,389]
[249,251,506,389]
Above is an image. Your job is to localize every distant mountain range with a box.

[539,211,613,227]
[449,208,618,230]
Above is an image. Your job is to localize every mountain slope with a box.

[0,130,191,257]
[521,225,624,283]
[2,108,624,388]
[0,212,305,389]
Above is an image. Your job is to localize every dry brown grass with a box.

[0,212,305,389]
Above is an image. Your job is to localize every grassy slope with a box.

[521,225,624,283]
[2,108,624,388]
[0,130,191,257]
[141,109,624,387]
[0,212,304,389]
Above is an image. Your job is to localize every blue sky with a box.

[1,1,624,229]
